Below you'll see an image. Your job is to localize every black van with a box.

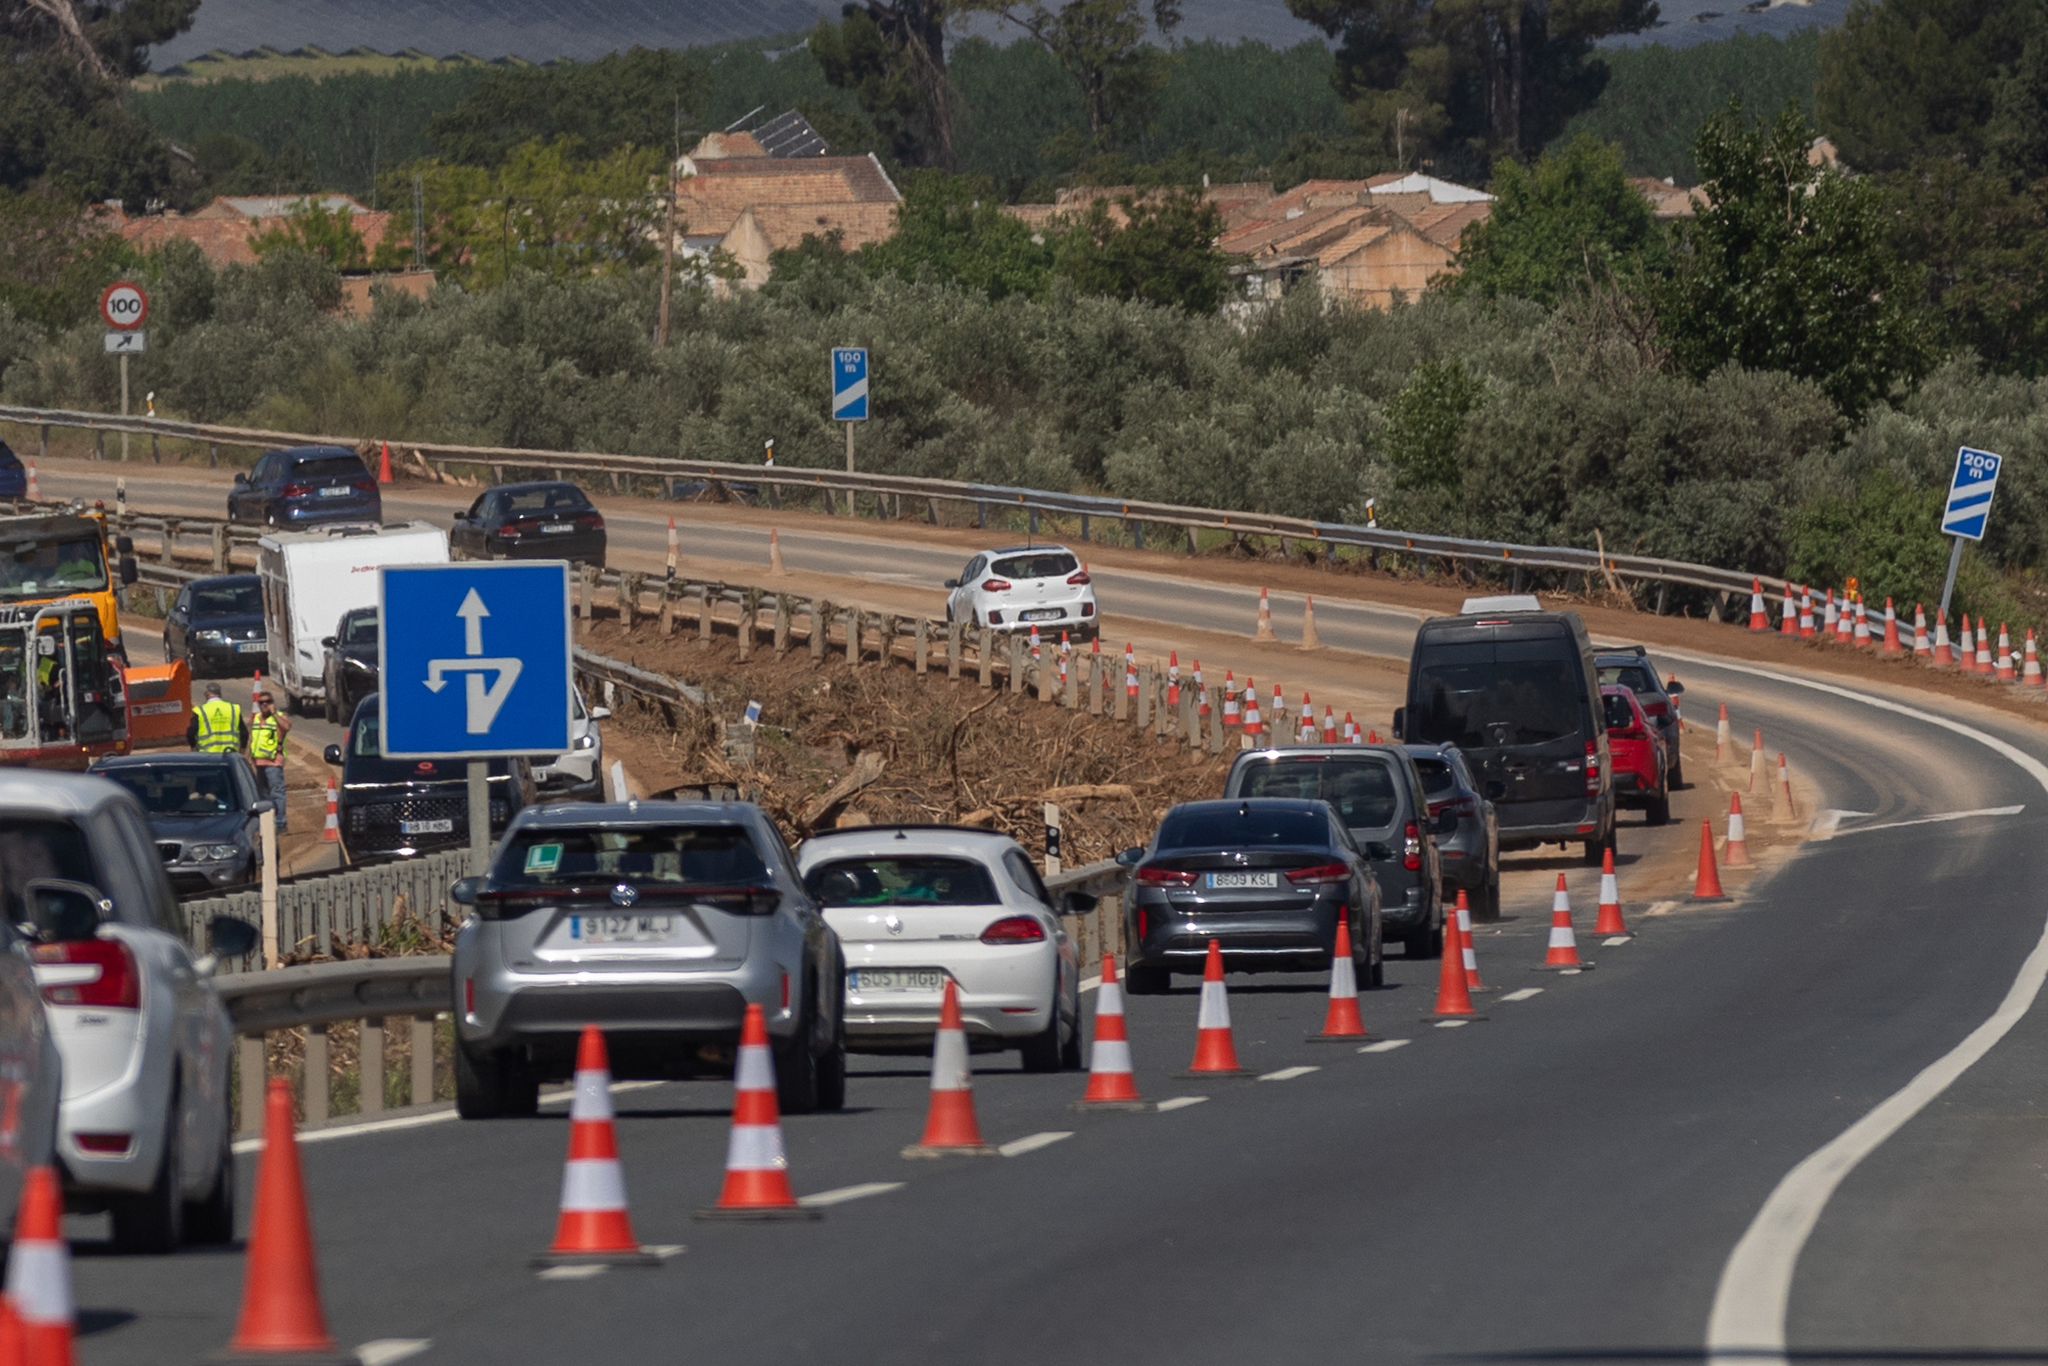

[1393,609,1614,865]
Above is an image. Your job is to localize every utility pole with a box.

[657,101,680,349]
[412,173,426,272]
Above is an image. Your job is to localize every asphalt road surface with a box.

[37,461,2048,1364]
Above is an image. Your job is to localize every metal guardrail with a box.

[0,403,1784,611]
[187,849,470,975]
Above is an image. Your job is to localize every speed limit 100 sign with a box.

[100,282,149,331]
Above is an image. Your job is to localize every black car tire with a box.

[816,1007,848,1113]
[775,999,822,1115]
[1404,912,1445,960]
[1648,783,1672,827]
[455,1043,537,1120]
[111,1107,184,1254]
[1020,993,1065,1073]
[183,1113,236,1246]
[1671,756,1686,790]
[1059,982,1083,1070]
[1582,837,1606,866]
[1365,941,1386,990]
[1123,962,1169,996]
[1477,876,1502,924]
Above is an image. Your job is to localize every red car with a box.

[1601,685,1670,826]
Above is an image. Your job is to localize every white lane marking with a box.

[1258,1066,1319,1082]
[1602,936,1633,947]
[1690,656,2048,1364]
[230,1081,667,1154]
[536,1265,607,1282]
[1433,1019,1471,1029]
[1820,804,2024,839]
[1358,1039,1410,1054]
[357,1342,432,1366]
[1153,1096,1207,1112]
[1647,900,1679,918]
[1498,987,1544,1003]
[1080,975,1102,994]
[1810,808,1876,837]
[647,1245,686,1261]
[997,1131,1073,1158]
[799,1182,904,1208]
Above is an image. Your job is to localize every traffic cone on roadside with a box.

[0,1296,24,1366]
[220,1082,355,1363]
[1269,682,1286,737]
[1426,905,1484,1021]
[1747,579,1768,631]
[1181,940,1249,1075]
[24,460,38,502]
[1296,693,1316,745]
[5,1170,74,1366]
[1882,599,1903,655]
[1852,599,1871,648]
[1537,875,1591,971]
[1959,615,1977,672]
[1691,821,1728,901]
[1254,588,1277,642]
[1344,711,1360,744]
[698,1004,817,1219]
[1028,624,1042,664]
[1166,651,1181,708]
[1779,586,1797,636]
[2025,631,2044,689]
[537,1028,658,1267]
[665,517,678,579]
[1593,847,1629,938]
[1240,678,1261,738]
[1222,672,1241,729]
[1933,610,1954,667]
[1123,644,1138,701]
[1301,596,1322,650]
[1912,603,1929,658]
[1998,624,2017,681]
[1798,587,1815,639]
[1321,704,1337,745]
[1822,590,1839,641]
[1775,752,1797,822]
[1749,729,1765,792]
[377,440,394,485]
[904,981,998,1157]
[1837,598,1855,645]
[1456,889,1488,992]
[1723,793,1753,869]
[1978,622,1995,674]
[1309,919,1369,1041]
[1714,704,1731,764]
[1076,955,1146,1109]
[321,779,340,844]
[768,528,787,576]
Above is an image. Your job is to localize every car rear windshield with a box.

[991,552,1078,581]
[102,766,239,816]
[291,456,367,481]
[0,819,97,931]
[192,581,261,615]
[1234,759,1401,829]
[1157,807,1328,850]
[1603,694,1638,730]
[1598,663,1657,694]
[346,714,512,783]
[341,613,378,647]
[497,826,768,886]
[805,855,1001,907]
[1410,639,1587,749]
[1409,756,1458,799]
[498,486,591,517]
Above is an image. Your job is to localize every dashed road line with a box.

[799,1182,905,1208]
[1646,900,1679,918]
[997,1131,1073,1158]
[1153,1096,1207,1112]
[358,1342,432,1366]
[1259,1066,1319,1082]
[1433,1019,1472,1029]
[1498,987,1544,1003]
[1080,975,1102,994]
[536,1265,607,1282]
[1358,1039,1410,1054]
[1602,936,1634,947]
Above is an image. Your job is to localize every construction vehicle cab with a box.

[0,600,128,769]
[0,510,139,656]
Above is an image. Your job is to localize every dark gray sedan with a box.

[1118,799,1382,996]
[88,752,270,893]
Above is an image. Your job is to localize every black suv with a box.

[323,694,534,864]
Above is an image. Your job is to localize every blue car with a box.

[0,439,27,499]
[227,446,381,528]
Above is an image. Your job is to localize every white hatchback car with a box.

[944,545,1098,638]
[1,772,256,1253]
[533,688,610,801]
[797,827,1086,1071]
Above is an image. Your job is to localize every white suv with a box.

[3,772,256,1252]
[944,546,1098,637]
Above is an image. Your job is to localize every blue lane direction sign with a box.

[1942,446,2002,541]
[832,347,869,422]
[378,562,573,758]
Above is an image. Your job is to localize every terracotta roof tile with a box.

[737,201,900,252]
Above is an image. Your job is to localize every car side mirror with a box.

[207,915,259,960]
[450,876,481,907]
[1114,847,1144,868]
[1666,678,1685,695]
[943,578,959,589]
[1390,707,1405,741]
[250,799,274,816]
[232,472,249,487]
[1061,891,1098,915]
[323,744,343,766]
[589,706,611,722]
[320,636,337,649]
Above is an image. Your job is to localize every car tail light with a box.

[1287,862,1351,886]
[1136,865,1197,888]
[464,976,475,1016]
[1642,700,1669,719]
[1066,569,1091,585]
[1081,602,1096,617]
[781,971,791,1010]
[1402,821,1422,872]
[281,482,315,499]
[353,480,376,497]
[1585,739,1602,797]
[1137,909,1149,940]
[500,524,524,538]
[1428,797,1477,820]
[981,578,1012,593]
[578,513,605,530]
[74,1133,133,1156]
[34,939,141,1009]
[980,916,1047,944]
[1611,725,1647,741]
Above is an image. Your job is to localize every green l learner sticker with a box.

[524,843,564,875]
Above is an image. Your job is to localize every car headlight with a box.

[186,844,241,862]
[195,629,225,643]
[573,732,597,750]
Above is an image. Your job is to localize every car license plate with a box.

[399,818,454,835]
[849,969,946,992]
[572,914,673,944]
[541,522,573,534]
[1022,608,1062,621]
[1207,871,1278,889]
[235,641,265,653]
[318,486,350,498]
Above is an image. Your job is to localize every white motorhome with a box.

[256,522,449,715]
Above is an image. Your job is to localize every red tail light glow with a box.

[35,939,141,1009]
[981,578,1013,592]
[1136,865,1198,888]
[1287,862,1351,886]
[980,916,1048,944]
[1066,569,1091,585]
[1585,739,1603,797]
[1402,821,1423,872]
[1642,700,1669,719]
[74,1133,134,1156]
[578,514,605,530]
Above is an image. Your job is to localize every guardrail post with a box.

[360,1018,385,1115]
[809,601,827,661]
[150,431,160,464]
[736,592,755,662]
[1028,507,1040,538]
[947,622,962,681]
[1135,666,1152,728]
[210,524,228,572]
[1186,527,1200,555]
[1090,655,1105,717]
[978,629,994,689]
[1113,665,1129,721]
[1036,655,1054,704]
[1080,513,1090,543]
[93,429,104,461]
[975,501,986,531]
[914,619,929,674]
[305,1024,330,1125]
[1131,520,1145,551]
[238,1035,265,1135]
[208,442,219,469]
[843,610,859,664]
[926,498,940,526]
[37,424,50,461]
[1009,637,1026,695]
[774,597,792,654]
[697,588,713,643]
[411,1017,435,1106]
[659,585,676,636]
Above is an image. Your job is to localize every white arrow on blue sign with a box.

[832,347,869,422]
[378,562,574,758]
[1941,446,2002,542]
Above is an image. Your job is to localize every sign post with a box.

[1937,446,2002,622]
[99,282,149,463]
[378,562,575,875]
[831,348,868,512]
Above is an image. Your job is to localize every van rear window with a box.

[1410,638,1585,749]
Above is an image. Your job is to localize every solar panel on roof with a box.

[752,110,829,159]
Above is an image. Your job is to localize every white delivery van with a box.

[256,521,449,716]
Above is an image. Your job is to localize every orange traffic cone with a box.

[1254,588,1277,642]
[1692,820,1728,901]
[1076,955,1146,1109]
[537,1028,657,1267]
[768,527,787,576]
[1296,692,1316,745]
[698,1004,818,1219]
[1300,595,1322,650]
[1166,651,1181,709]
[1882,599,1903,655]
[1222,672,1241,729]
[1775,752,1798,822]
[1426,907,1485,1021]
[1779,586,1797,636]
[1181,940,1250,1075]
[1593,847,1629,938]
[221,1081,355,1363]
[2026,631,2044,688]
[665,517,679,580]
[1455,888,1488,992]
[377,440,393,485]
[5,1169,73,1366]
[905,980,999,1157]
[1933,610,1954,666]
[0,1295,24,1366]
[1959,614,1977,673]
[1748,730,1765,793]
[1997,623,2017,681]
[1977,621,1994,674]
[1309,919,1368,1041]
[1798,587,1815,639]
[24,460,38,502]
[1714,704,1731,764]
[1724,793,1753,868]
[1320,704,1337,745]
[321,779,340,844]
[1747,578,1768,631]
[1537,874,1591,971]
